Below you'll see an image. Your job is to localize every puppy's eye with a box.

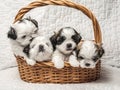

[22,35,26,39]
[92,56,99,62]
[57,36,66,44]
[72,34,81,44]
[78,56,84,59]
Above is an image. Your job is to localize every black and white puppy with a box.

[7,17,39,64]
[69,40,104,68]
[23,36,53,65]
[50,27,82,69]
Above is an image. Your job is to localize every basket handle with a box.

[14,0,102,44]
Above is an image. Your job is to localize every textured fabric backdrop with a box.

[0,0,120,70]
[0,0,120,90]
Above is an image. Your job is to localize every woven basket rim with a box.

[16,54,101,67]
[16,56,101,83]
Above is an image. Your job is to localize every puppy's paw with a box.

[69,55,79,67]
[54,60,64,69]
[52,58,64,69]
[26,59,36,66]
[80,60,96,68]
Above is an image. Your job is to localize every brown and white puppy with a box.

[69,40,104,68]
[7,17,39,64]
[50,27,82,69]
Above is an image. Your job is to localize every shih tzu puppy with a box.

[50,27,82,69]
[69,40,104,68]
[7,17,39,64]
[23,36,53,65]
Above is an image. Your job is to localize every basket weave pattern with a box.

[17,56,100,83]
[14,0,102,83]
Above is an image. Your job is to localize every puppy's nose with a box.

[39,45,44,52]
[67,43,72,48]
[85,63,90,67]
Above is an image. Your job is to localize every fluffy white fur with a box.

[9,18,38,64]
[78,41,97,59]
[27,36,53,65]
[56,28,76,54]
[78,41,98,68]
[69,41,102,68]
[79,59,96,68]
[52,50,65,69]
[69,52,79,67]
[11,19,38,46]
[52,28,80,69]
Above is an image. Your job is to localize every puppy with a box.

[69,40,104,68]
[50,27,82,69]
[7,17,39,64]
[23,36,53,65]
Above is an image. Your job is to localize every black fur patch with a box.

[98,47,105,58]
[72,30,82,44]
[56,36,66,45]
[23,44,30,57]
[92,46,105,62]
[62,27,82,44]
[50,34,57,51]
[7,27,17,40]
[76,49,80,57]
[50,29,63,50]
[76,50,84,60]
[92,55,99,62]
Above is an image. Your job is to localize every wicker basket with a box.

[14,0,102,83]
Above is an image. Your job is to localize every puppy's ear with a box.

[76,49,80,58]
[23,44,30,57]
[93,45,105,62]
[72,31,82,44]
[30,19,38,28]
[98,47,105,58]
[76,33,82,44]
[50,32,57,50]
[26,17,38,28]
[7,27,17,40]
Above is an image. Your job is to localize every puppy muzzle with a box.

[66,43,73,51]
[39,45,45,52]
